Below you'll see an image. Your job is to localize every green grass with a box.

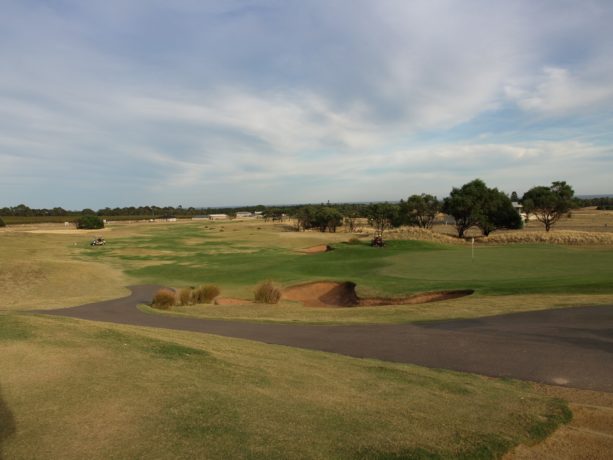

[79,222,613,300]
[0,314,571,459]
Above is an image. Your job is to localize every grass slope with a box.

[0,314,570,459]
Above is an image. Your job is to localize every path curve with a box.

[35,285,613,392]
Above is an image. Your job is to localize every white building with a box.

[236,211,254,218]
[209,214,229,220]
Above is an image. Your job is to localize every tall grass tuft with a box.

[178,287,193,306]
[152,289,176,309]
[192,284,220,304]
[254,281,281,304]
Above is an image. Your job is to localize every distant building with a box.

[236,211,254,218]
[209,214,229,220]
[254,211,264,219]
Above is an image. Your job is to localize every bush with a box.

[254,281,281,304]
[192,284,220,304]
[152,289,176,309]
[76,215,104,229]
[347,237,362,245]
[178,287,193,306]
[0,217,5,227]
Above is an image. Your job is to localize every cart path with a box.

[35,285,613,393]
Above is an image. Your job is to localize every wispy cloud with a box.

[1,0,612,207]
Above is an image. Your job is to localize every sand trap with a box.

[283,281,473,308]
[299,244,333,254]
[214,297,254,305]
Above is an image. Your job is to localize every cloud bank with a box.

[1,0,612,208]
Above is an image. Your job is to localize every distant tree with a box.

[522,181,575,232]
[475,188,523,236]
[0,216,6,227]
[314,207,343,232]
[510,191,519,202]
[76,215,104,229]
[81,208,96,215]
[366,203,400,236]
[401,194,440,229]
[443,179,521,237]
[343,210,361,233]
[443,179,487,238]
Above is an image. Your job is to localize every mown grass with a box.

[0,314,571,459]
[79,222,613,300]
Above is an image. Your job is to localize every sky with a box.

[1,0,612,209]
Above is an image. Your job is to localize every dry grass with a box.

[505,384,613,460]
[192,284,220,304]
[177,287,193,306]
[480,230,613,245]
[0,314,572,459]
[151,289,176,309]
[254,281,281,304]
[0,232,129,311]
[387,227,462,244]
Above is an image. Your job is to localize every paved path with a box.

[37,285,613,392]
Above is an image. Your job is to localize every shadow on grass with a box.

[0,385,16,460]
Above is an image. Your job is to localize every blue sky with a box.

[1,0,612,209]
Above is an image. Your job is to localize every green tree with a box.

[476,188,523,236]
[366,203,400,236]
[0,216,6,227]
[401,194,440,229]
[522,181,575,232]
[443,179,521,237]
[443,179,486,238]
[76,215,105,229]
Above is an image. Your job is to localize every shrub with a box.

[152,289,176,309]
[192,284,220,304]
[0,217,5,227]
[178,287,193,306]
[76,215,104,229]
[347,237,362,245]
[254,281,281,304]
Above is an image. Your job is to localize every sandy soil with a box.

[282,281,473,307]
[505,385,613,459]
[298,244,333,254]
[214,297,254,305]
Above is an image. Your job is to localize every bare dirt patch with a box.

[298,244,333,254]
[282,281,473,307]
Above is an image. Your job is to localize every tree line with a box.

[1,179,581,236]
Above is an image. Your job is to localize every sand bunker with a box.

[214,297,254,305]
[299,244,333,254]
[283,281,473,308]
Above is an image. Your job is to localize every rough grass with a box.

[481,230,613,245]
[177,287,193,306]
[254,281,281,304]
[192,284,220,304]
[0,314,572,459]
[151,288,176,309]
[0,231,129,310]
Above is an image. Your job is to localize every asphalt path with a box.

[36,285,613,392]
